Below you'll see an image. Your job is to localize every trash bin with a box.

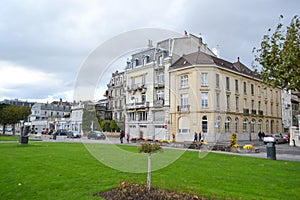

[19,136,29,144]
[266,142,276,160]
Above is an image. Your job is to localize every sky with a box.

[0,0,299,103]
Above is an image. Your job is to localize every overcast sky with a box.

[0,0,298,103]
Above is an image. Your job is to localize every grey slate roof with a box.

[170,51,261,79]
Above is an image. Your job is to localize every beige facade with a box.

[124,34,215,140]
[170,52,282,142]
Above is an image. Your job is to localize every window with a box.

[216,93,220,109]
[129,112,136,121]
[244,98,247,108]
[243,119,248,133]
[226,77,230,90]
[141,94,146,102]
[243,82,247,94]
[157,53,164,65]
[216,74,220,88]
[264,88,267,98]
[234,118,239,133]
[143,56,149,65]
[202,116,208,133]
[181,75,188,88]
[181,93,188,109]
[201,72,208,86]
[157,72,164,84]
[271,103,273,115]
[131,78,135,89]
[236,96,239,112]
[235,79,239,92]
[270,89,273,99]
[251,84,254,95]
[226,95,230,110]
[142,75,146,85]
[138,111,147,121]
[251,100,254,110]
[201,92,208,108]
[258,101,261,111]
[258,86,261,97]
[225,117,231,133]
[266,120,269,134]
[258,119,262,132]
[156,90,164,100]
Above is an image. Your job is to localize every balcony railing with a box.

[153,99,164,107]
[258,110,264,115]
[126,101,149,109]
[154,82,165,88]
[243,108,249,114]
[154,65,164,70]
[251,109,257,115]
[177,105,190,112]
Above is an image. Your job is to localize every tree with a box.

[109,119,119,132]
[253,15,300,91]
[0,105,31,135]
[138,142,162,191]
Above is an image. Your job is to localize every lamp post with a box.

[20,120,24,136]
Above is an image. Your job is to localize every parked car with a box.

[282,133,290,143]
[66,131,81,138]
[55,129,68,136]
[263,134,285,144]
[87,131,106,140]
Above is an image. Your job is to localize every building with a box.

[124,33,215,139]
[0,99,35,108]
[30,100,71,121]
[169,51,282,142]
[29,100,71,133]
[105,70,126,130]
[95,99,112,121]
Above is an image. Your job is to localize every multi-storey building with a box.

[169,51,282,142]
[30,99,71,120]
[124,34,215,139]
[105,70,126,130]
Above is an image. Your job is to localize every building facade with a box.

[105,70,126,130]
[169,51,282,142]
[124,34,215,139]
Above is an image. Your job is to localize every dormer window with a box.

[143,55,149,66]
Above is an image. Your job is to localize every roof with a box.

[170,51,261,79]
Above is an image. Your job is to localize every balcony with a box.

[251,109,257,115]
[243,108,249,114]
[177,105,190,112]
[258,110,263,115]
[154,65,164,70]
[153,99,164,108]
[154,82,165,89]
[126,101,149,110]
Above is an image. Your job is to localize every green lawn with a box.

[0,142,299,200]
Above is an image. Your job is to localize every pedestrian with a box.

[120,130,125,143]
[258,131,262,141]
[126,132,130,143]
[193,132,198,142]
[198,132,202,142]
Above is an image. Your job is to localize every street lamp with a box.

[20,120,24,136]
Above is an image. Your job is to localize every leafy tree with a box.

[110,119,120,132]
[100,120,111,132]
[0,105,31,135]
[138,142,162,191]
[253,15,300,91]
[82,109,101,133]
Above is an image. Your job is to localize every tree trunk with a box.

[147,153,151,191]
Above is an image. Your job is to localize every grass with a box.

[0,141,299,200]
[0,135,20,141]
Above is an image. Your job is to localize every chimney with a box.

[184,30,188,37]
[148,40,153,48]
[237,57,240,62]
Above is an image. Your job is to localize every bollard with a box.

[266,142,276,160]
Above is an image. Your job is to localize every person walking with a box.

[120,130,125,143]
[193,132,198,142]
[126,132,130,143]
[198,132,202,142]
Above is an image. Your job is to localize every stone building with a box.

[169,51,282,142]
[105,70,126,130]
[124,34,215,139]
